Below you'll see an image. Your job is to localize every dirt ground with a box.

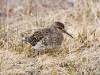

[0,0,100,75]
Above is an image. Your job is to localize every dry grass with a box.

[0,0,100,75]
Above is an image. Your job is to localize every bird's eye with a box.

[58,27,62,29]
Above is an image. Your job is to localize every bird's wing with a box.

[28,28,51,46]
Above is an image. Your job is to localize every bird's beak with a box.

[62,29,73,38]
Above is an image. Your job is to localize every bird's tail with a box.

[22,37,30,42]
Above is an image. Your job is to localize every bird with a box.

[23,22,73,51]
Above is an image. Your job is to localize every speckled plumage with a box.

[23,22,73,51]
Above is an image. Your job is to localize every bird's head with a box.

[51,22,73,38]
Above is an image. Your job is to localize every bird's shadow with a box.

[27,48,63,58]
